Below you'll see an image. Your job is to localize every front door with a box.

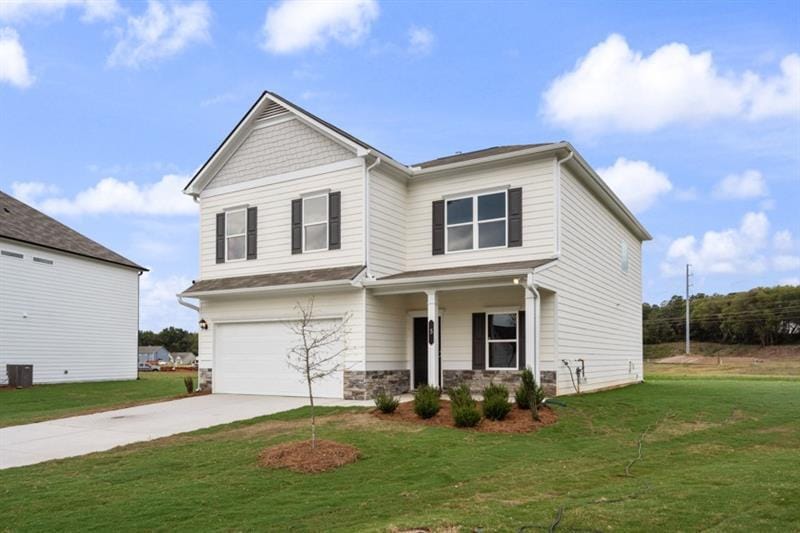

[413,317,441,388]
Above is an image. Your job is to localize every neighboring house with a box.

[170,352,197,365]
[179,91,651,400]
[0,191,145,385]
[138,345,171,364]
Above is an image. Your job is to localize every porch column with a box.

[525,273,539,382]
[426,290,440,389]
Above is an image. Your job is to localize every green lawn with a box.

[1,377,798,531]
[0,372,190,428]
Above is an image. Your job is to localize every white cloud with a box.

[0,27,33,88]
[108,0,211,68]
[713,170,768,199]
[408,26,434,55]
[774,255,800,271]
[597,157,672,213]
[662,211,774,275]
[139,271,197,331]
[773,230,794,252]
[661,212,800,276]
[779,277,799,286]
[11,174,197,216]
[542,34,800,133]
[262,0,378,54]
[0,0,120,23]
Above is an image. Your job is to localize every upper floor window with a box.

[446,191,507,252]
[226,208,247,261]
[620,240,629,273]
[303,193,328,252]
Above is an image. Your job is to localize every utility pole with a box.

[685,264,691,355]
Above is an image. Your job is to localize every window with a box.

[225,209,247,261]
[487,312,518,369]
[620,240,629,273]
[303,193,328,252]
[446,191,506,252]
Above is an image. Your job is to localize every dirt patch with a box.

[258,439,360,473]
[374,400,557,433]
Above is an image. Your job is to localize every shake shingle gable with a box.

[0,190,145,271]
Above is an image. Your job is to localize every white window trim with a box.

[486,310,519,370]
[444,189,507,254]
[225,208,247,262]
[302,192,329,253]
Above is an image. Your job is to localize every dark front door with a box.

[413,316,441,388]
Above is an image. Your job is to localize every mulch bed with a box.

[258,439,360,473]
[374,400,557,433]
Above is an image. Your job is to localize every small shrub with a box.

[413,385,441,419]
[531,382,546,422]
[452,404,482,427]
[183,376,194,394]
[374,391,400,413]
[482,383,512,421]
[448,383,474,409]
[515,368,536,409]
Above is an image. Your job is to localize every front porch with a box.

[351,270,558,399]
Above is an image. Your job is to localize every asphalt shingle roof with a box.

[0,190,145,270]
[181,265,366,294]
[412,144,555,169]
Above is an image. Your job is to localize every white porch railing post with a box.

[426,290,439,389]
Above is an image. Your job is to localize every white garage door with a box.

[214,320,344,398]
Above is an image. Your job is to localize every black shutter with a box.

[328,191,341,250]
[508,187,522,247]
[291,199,302,254]
[472,312,486,370]
[432,200,445,255]
[246,207,257,260]
[215,213,225,264]
[518,310,526,370]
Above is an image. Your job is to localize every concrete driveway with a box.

[0,394,369,470]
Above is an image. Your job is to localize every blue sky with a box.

[1,0,798,331]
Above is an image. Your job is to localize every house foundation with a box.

[343,370,410,400]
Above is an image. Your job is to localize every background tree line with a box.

[643,285,800,346]
[138,327,198,354]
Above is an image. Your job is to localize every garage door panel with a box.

[214,321,343,398]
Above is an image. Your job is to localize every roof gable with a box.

[0,190,145,270]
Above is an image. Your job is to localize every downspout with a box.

[363,155,382,279]
[524,272,542,386]
[553,149,574,257]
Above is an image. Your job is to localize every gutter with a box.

[177,295,200,312]
[361,265,555,288]
[177,278,358,298]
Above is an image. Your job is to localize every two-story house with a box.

[179,91,651,400]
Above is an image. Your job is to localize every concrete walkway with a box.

[0,394,370,470]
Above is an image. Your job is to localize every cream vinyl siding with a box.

[364,292,408,370]
[206,118,353,190]
[538,165,644,394]
[197,289,365,373]
[0,239,138,385]
[368,169,407,278]
[405,157,555,271]
[199,162,364,279]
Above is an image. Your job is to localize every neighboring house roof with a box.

[138,346,168,354]
[181,265,366,295]
[0,190,146,271]
[171,352,196,361]
[376,259,556,281]
[412,145,554,169]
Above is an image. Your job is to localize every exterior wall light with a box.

[199,319,209,330]
[512,278,520,285]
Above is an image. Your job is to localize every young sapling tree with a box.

[286,298,351,449]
